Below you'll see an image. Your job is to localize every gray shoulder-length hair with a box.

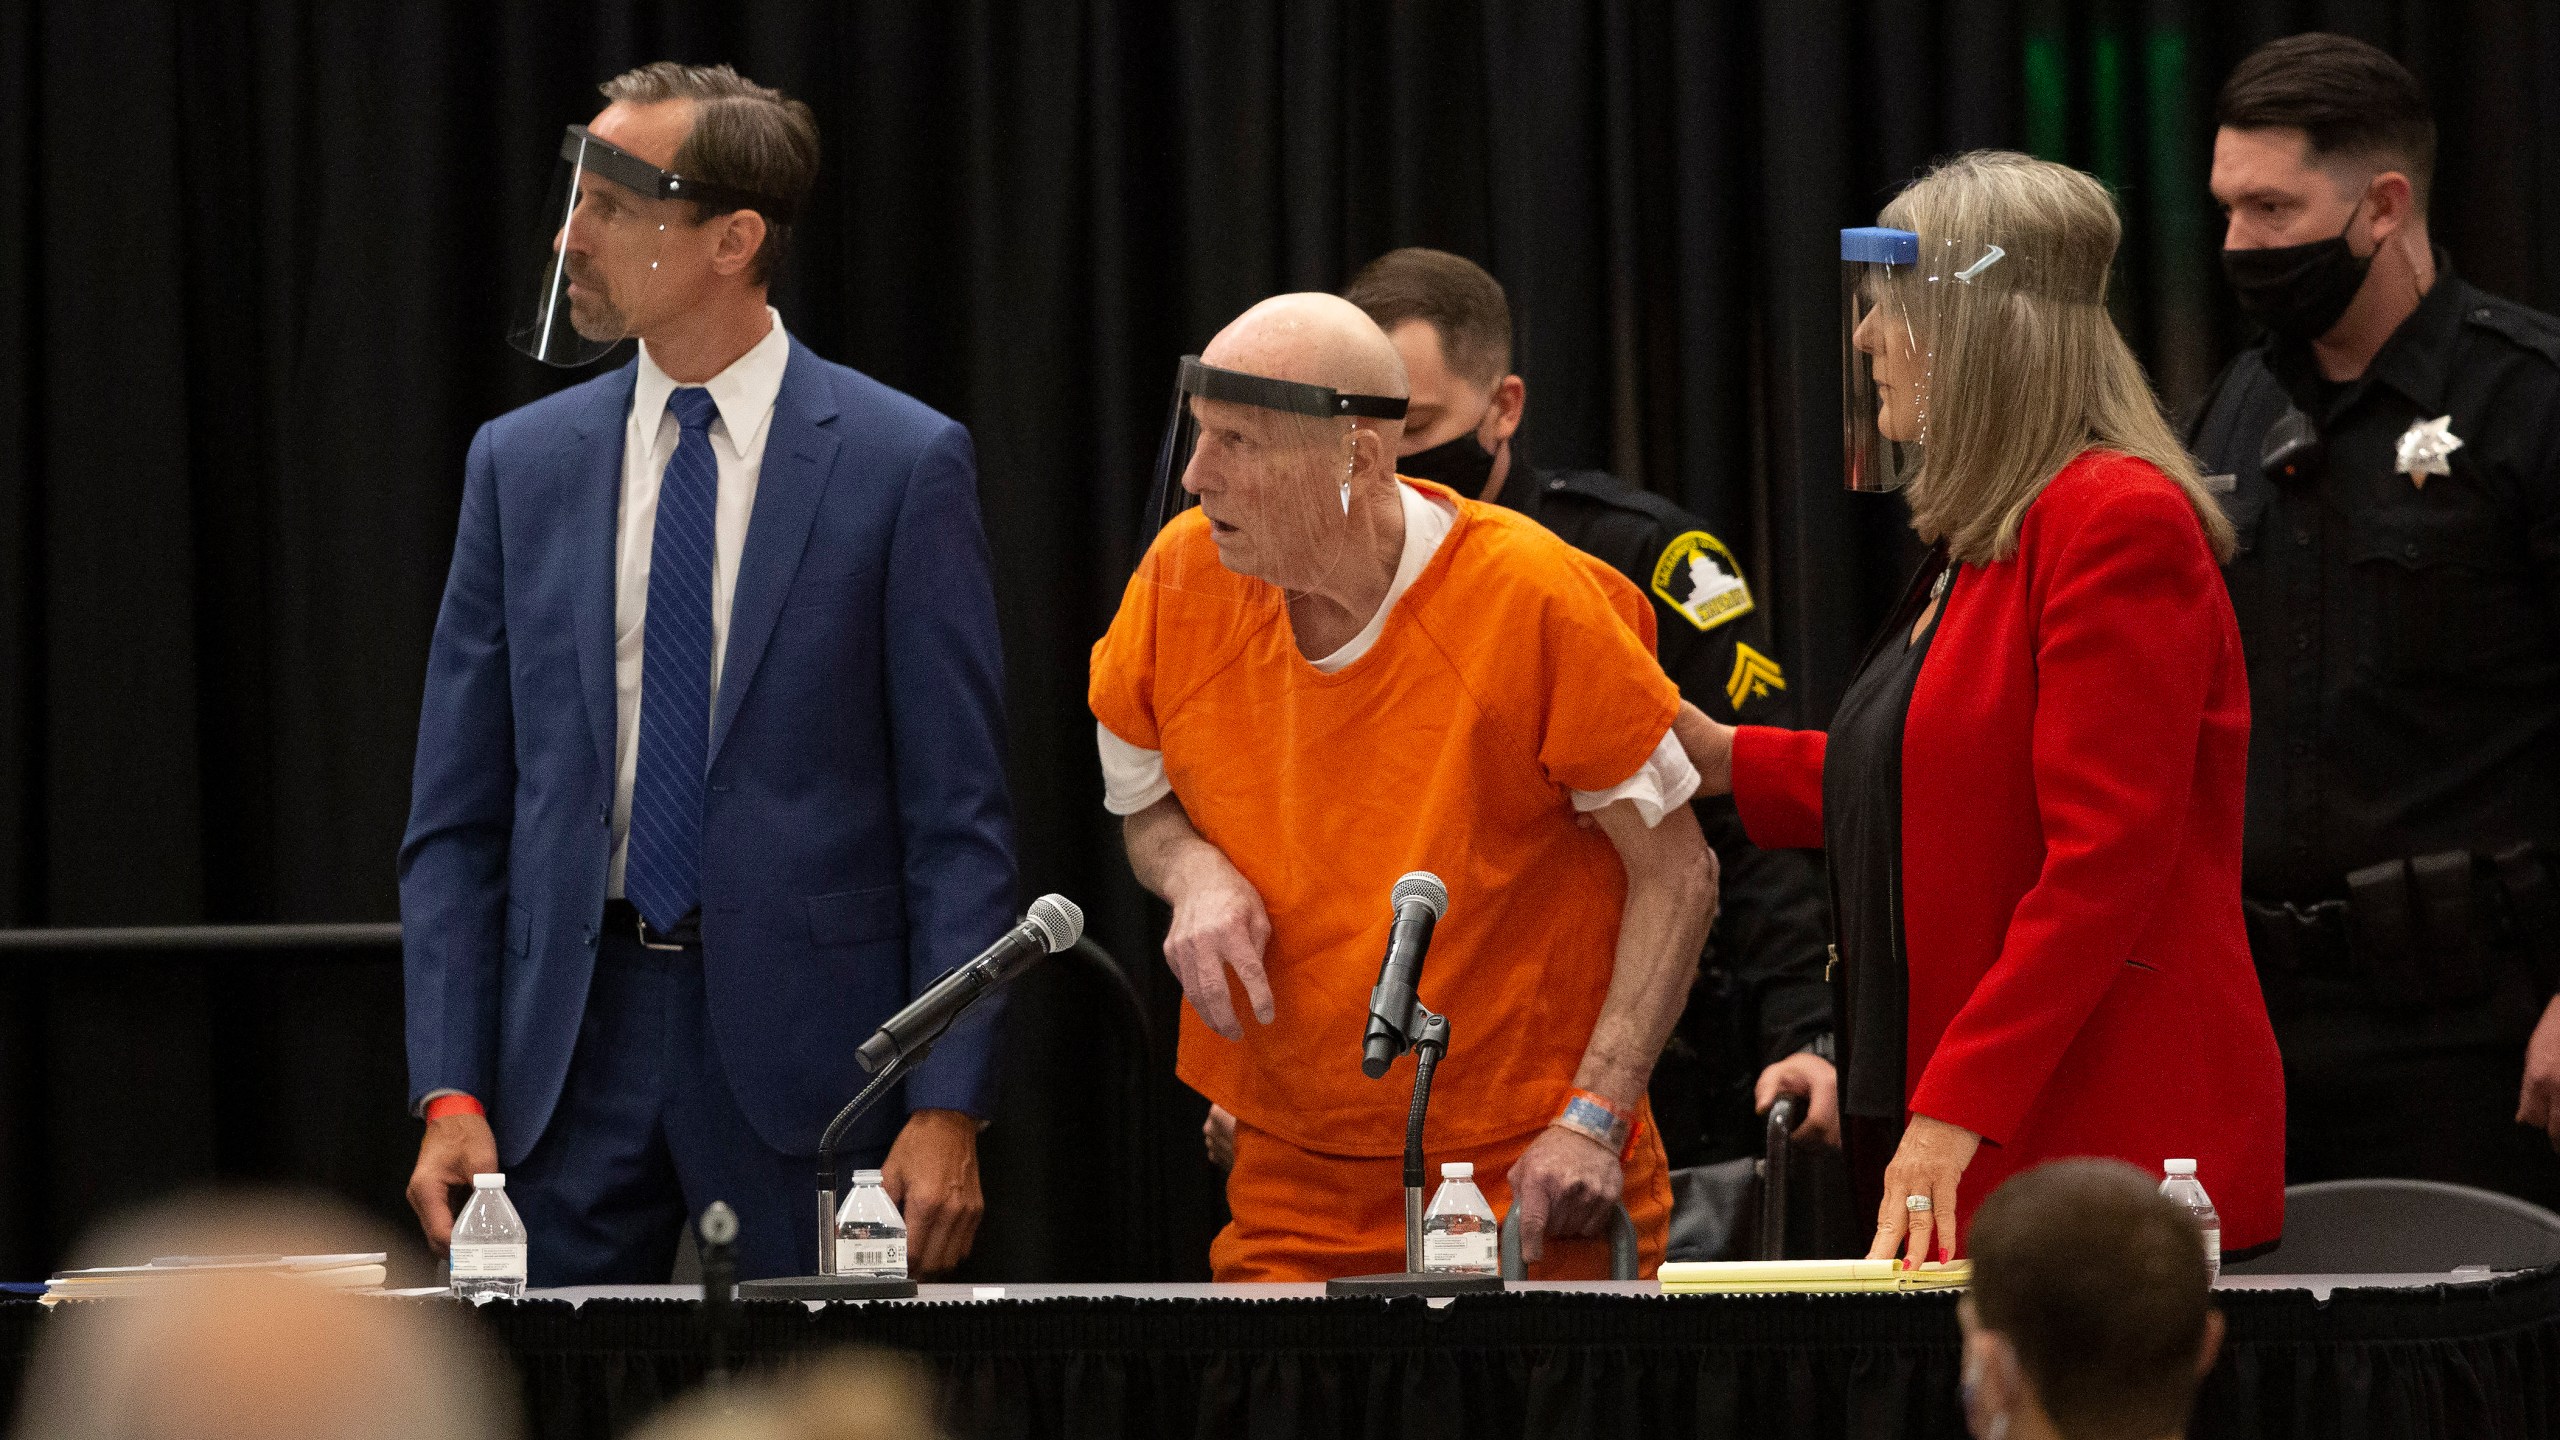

[1880,151,2235,566]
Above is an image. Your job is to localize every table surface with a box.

[385,1270,2509,1307]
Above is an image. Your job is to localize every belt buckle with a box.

[2286,899,2351,972]
[636,913,688,952]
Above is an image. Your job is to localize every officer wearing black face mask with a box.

[2186,34,2560,1207]
[1344,249,1841,1205]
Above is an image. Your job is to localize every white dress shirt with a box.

[607,308,793,897]
[1096,483,1699,824]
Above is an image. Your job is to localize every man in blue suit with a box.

[400,62,1017,1284]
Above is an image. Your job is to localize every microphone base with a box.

[736,1275,920,1301]
[1325,1271,1503,1298]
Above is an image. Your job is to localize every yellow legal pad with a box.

[1659,1259,1970,1294]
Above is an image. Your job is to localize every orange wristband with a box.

[424,1094,484,1122]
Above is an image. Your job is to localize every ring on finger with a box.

[1904,1194,1933,1213]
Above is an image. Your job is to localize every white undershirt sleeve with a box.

[1570,725,1701,827]
[1097,722,1173,817]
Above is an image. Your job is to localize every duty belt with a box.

[2244,843,2559,1006]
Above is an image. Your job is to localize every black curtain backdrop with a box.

[5,0,2560,1279]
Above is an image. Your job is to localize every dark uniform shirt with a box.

[1499,463,1833,1162]
[2186,255,2560,1207]
[2186,257,2560,902]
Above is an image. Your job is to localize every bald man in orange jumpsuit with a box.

[1091,294,1718,1280]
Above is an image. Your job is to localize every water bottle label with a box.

[450,1243,527,1279]
[2200,1227,2221,1262]
[836,1237,908,1275]
[1422,1229,1497,1275]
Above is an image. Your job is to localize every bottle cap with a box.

[2163,1158,2197,1176]
[852,1169,886,1185]
[1441,1162,1473,1179]
[472,1173,506,1190]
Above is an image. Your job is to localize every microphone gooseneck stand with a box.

[732,894,1084,1303]
[734,1042,934,1300]
[1326,1000,1501,1297]
[697,1202,739,1383]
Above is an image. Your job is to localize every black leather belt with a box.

[602,898,700,951]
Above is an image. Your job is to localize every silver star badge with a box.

[2395,415,2463,489]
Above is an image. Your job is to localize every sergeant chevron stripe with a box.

[1726,642,1786,711]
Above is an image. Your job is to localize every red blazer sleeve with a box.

[1909,486,2228,1145]
[1731,725,1827,850]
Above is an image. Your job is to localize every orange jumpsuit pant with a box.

[1211,1106,1672,1282]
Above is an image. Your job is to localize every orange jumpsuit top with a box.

[1089,479,1680,1156]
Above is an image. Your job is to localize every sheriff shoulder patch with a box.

[1726,642,1786,711]
[1650,530,1755,632]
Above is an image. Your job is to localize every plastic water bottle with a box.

[834,1169,909,1278]
[2160,1158,2221,1284]
[1421,1161,1499,1276]
[449,1173,528,1302]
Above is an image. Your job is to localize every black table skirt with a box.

[6,1270,2557,1439]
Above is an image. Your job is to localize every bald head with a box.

[631,1349,943,1440]
[1203,292,1410,408]
[12,1191,518,1440]
[1179,293,1413,596]
[16,1273,519,1440]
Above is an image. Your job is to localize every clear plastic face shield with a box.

[1841,226,2021,492]
[1144,356,1409,599]
[1843,227,1924,493]
[509,125,777,367]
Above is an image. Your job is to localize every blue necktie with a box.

[625,386,721,933]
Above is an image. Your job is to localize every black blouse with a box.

[1823,546,1953,1120]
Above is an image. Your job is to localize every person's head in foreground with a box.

[2209,32,2435,348]
[1167,292,1409,601]
[1848,150,2233,565]
[1958,1161,2225,1440]
[10,1190,518,1440]
[629,1350,942,1440]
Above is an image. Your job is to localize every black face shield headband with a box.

[510,125,800,367]
[556,124,797,225]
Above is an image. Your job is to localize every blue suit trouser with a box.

[509,929,889,1284]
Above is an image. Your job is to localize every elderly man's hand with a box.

[1507,1125,1625,1266]
[2520,996,2560,1150]
[1868,1112,1981,1264]
[1754,1052,1840,1147]
[1162,853,1275,1041]
[1204,1104,1238,1171]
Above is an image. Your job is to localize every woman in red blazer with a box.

[1689,153,2286,1262]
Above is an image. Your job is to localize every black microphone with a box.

[1362,872,1449,1078]
[855,895,1084,1075]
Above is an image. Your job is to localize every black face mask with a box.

[1398,427,1499,499]
[2221,197,2373,342]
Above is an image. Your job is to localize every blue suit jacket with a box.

[400,339,1017,1167]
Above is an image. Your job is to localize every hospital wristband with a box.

[1552,1089,1639,1160]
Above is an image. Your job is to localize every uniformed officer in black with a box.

[1345,247,1839,1175]
[2188,34,2560,1207]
